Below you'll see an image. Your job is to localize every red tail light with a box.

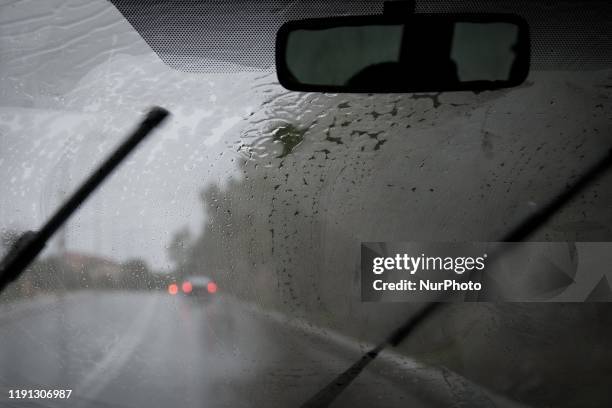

[207,281,217,294]
[168,283,178,295]
[182,281,193,294]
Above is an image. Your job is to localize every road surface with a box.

[0,292,521,408]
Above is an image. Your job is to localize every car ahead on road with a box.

[167,275,217,299]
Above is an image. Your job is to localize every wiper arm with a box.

[302,148,612,408]
[0,107,170,294]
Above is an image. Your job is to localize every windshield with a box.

[1,1,611,407]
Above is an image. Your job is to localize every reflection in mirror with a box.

[451,22,519,82]
[278,15,529,93]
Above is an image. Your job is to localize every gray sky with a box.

[0,0,275,270]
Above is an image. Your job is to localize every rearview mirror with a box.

[276,14,530,93]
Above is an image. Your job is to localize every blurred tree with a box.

[121,258,151,290]
[167,227,192,276]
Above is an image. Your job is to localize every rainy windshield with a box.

[1,1,612,407]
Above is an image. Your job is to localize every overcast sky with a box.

[0,0,277,270]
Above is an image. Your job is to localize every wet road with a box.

[0,292,521,408]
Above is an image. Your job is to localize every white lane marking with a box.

[237,299,527,408]
[76,294,160,400]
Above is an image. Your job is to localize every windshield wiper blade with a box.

[301,148,612,408]
[0,107,170,294]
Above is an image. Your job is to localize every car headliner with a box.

[109,0,612,73]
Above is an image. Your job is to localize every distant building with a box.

[63,252,122,286]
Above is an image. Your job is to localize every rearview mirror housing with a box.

[276,14,530,93]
